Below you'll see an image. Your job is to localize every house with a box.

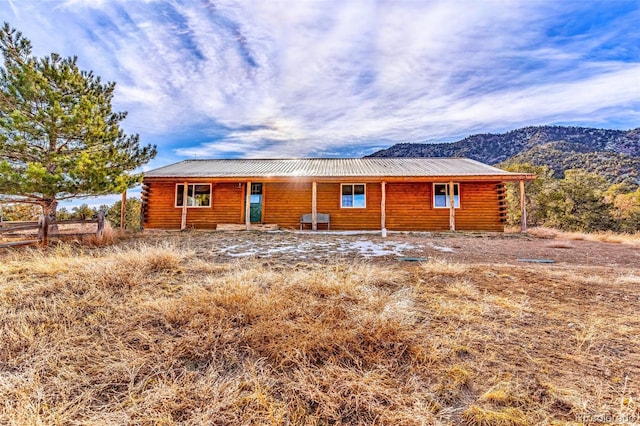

[141,158,535,233]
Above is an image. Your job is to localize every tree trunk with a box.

[42,199,58,231]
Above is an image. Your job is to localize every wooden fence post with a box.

[38,215,49,247]
[97,212,105,237]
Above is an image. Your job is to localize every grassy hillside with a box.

[1,238,639,425]
[368,126,640,186]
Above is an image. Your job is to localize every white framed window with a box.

[341,183,366,208]
[433,183,460,208]
[176,183,211,207]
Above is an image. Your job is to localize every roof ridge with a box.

[144,157,535,180]
[177,157,474,161]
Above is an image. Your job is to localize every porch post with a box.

[448,180,455,231]
[520,180,527,233]
[312,181,318,231]
[120,191,126,231]
[381,181,387,237]
[311,181,318,231]
[180,181,188,230]
[245,181,252,230]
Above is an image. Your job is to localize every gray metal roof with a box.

[144,158,527,178]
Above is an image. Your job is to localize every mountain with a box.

[367,126,640,186]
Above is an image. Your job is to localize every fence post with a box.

[97,212,105,237]
[38,215,49,247]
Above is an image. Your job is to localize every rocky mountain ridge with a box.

[367,126,640,186]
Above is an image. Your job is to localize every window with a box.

[341,184,366,208]
[250,183,262,204]
[176,183,211,207]
[433,183,460,208]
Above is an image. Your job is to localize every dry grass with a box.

[528,226,640,245]
[0,239,639,425]
[419,257,470,276]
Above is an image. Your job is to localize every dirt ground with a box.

[139,229,639,270]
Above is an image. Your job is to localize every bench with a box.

[300,213,330,230]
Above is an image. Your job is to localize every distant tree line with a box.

[502,163,640,232]
[1,198,143,231]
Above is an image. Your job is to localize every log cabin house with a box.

[141,158,535,233]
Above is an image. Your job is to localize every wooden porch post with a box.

[180,182,188,230]
[120,191,126,231]
[449,181,456,231]
[312,181,318,231]
[245,181,252,230]
[381,181,387,237]
[520,180,527,233]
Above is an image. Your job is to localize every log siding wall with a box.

[384,182,504,231]
[456,182,504,231]
[263,182,312,229]
[386,182,447,231]
[142,178,505,231]
[316,183,382,230]
[143,180,244,229]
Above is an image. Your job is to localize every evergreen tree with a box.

[605,184,640,232]
[0,203,40,221]
[500,162,556,227]
[501,164,627,232]
[0,23,156,220]
[55,207,73,221]
[107,198,142,231]
[71,203,97,219]
[545,169,614,231]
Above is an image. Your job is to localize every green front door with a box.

[250,183,263,223]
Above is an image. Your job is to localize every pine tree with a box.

[107,198,142,231]
[0,23,156,219]
[545,170,615,231]
[606,183,640,232]
[500,162,556,227]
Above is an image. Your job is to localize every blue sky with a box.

[2,0,640,206]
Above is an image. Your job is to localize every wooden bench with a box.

[300,213,330,230]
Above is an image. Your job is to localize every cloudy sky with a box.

[3,0,640,170]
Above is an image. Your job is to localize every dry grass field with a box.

[0,230,638,425]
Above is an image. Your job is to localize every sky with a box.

[2,0,640,207]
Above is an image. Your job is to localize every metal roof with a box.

[144,158,529,179]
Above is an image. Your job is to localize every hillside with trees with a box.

[369,125,640,231]
[368,126,640,187]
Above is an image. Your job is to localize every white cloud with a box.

[2,0,639,161]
